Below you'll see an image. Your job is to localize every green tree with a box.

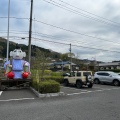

[0,45,3,57]
[31,48,49,81]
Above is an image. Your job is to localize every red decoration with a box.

[22,72,29,79]
[7,71,14,79]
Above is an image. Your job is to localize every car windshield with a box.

[83,72,91,76]
[110,72,119,76]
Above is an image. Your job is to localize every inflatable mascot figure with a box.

[4,44,30,79]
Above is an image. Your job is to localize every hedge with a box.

[32,80,38,90]
[43,76,64,83]
[51,72,62,76]
[32,80,60,94]
[39,80,60,94]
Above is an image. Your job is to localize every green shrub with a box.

[51,72,62,76]
[44,76,64,83]
[39,80,60,94]
[32,80,38,90]
[31,69,38,78]
[44,70,52,75]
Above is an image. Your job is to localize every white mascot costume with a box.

[4,45,30,79]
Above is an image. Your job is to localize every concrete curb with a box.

[30,87,65,98]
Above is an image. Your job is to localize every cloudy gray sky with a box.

[0,0,120,62]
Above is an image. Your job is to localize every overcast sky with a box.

[0,0,120,62]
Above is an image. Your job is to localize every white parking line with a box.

[61,86,83,91]
[67,91,92,96]
[0,98,35,102]
[67,87,120,96]
[61,86,91,92]
[0,91,3,96]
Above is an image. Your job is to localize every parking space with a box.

[0,84,120,101]
[0,88,37,101]
[60,84,120,95]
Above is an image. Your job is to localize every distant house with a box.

[50,61,79,71]
[96,62,120,70]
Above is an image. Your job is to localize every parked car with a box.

[94,71,120,86]
[63,71,93,88]
[117,73,120,75]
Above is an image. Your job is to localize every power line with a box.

[34,19,120,44]
[2,35,120,53]
[57,0,120,25]
[1,1,119,27]
[0,17,120,45]
[31,37,120,53]
[0,16,29,20]
[1,30,120,47]
[42,0,120,27]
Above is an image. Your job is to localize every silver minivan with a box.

[94,71,120,86]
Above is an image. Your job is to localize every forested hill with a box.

[0,37,61,59]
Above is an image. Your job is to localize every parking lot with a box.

[0,83,120,120]
[60,84,120,96]
[0,88,37,101]
[0,84,120,101]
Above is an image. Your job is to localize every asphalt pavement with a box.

[0,84,120,120]
[0,88,37,101]
[60,84,120,95]
[0,84,119,100]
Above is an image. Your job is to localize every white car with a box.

[94,71,120,86]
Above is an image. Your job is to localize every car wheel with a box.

[76,81,82,89]
[100,82,105,85]
[94,79,100,84]
[113,80,120,86]
[88,83,93,88]
[63,79,69,86]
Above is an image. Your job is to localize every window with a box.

[77,72,81,76]
[83,72,91,76]
[70,72,75,76]
[97,72,109,76]
[103,73,109,76]
[97,73,104,76]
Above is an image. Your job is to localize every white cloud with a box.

[0,0,120,62]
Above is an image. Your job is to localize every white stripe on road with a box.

[0,98,35,102]
[0,91,3,96]
[67,91,92,96]
[67,87,120,96]
[61,86,89,92]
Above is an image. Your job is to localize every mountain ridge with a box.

[0,37,61,59]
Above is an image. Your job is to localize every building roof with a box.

[97,62,120,66]
[54,61,76,65]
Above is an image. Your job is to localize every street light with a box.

[6,0,10,61]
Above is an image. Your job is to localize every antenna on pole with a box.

[28,0,33,63]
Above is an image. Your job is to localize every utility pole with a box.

[6,0,10,61]
[28,0,33,63]
[70,43,72,72]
